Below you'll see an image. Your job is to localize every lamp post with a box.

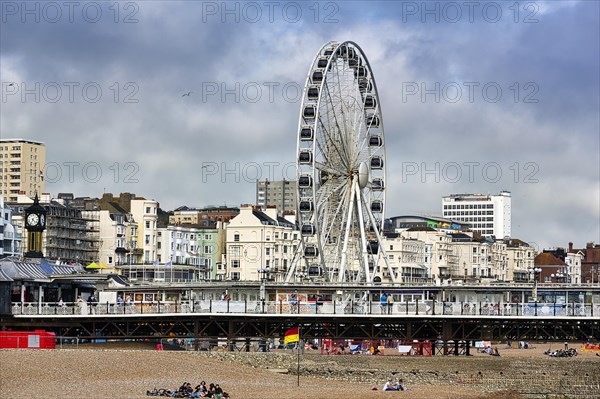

[529,267,542,302]
[551,272,565,284]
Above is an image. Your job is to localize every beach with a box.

[1,343,599,399]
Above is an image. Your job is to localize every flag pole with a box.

[297,325,300,387]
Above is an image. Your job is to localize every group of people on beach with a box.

[147,381,230,398]
[544,348,577,358]
[381,377,407,391]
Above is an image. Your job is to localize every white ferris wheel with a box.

[285,41,397,284]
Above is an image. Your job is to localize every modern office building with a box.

[0,139,46,203]
[441,191,512,238]
[256,179,297,213]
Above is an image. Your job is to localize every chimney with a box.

[568,242,573,252]
[264,206,278,221]
[587,242,593,249]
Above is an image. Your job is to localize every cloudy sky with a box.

[1,0,598,250]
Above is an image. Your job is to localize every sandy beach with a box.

[1,343,599,399]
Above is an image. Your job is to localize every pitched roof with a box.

[534,252,567,266]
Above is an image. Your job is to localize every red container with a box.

[0,330,56,349]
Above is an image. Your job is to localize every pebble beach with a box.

[1,343,599,399]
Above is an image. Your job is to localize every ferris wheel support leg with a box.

[362,190,397,283]
[338,178,357,283]
[353,179,372,282]
[285,242,302,283]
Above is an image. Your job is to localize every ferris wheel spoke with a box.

[321,79,351,167]
[314,161,345,178]
[319,182,348,242]
[316,115,349,171]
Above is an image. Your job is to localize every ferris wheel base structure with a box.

[286,41,396,285]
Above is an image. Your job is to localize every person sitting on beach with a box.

[383,378,397,391]
[190,381,207,398]
[203,383,215,398]
[395,378,405,391]
[213,384,224,399]
[178,382,188,392]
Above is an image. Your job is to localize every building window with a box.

[231,272,240,281]
[265,248,270,255]
[204,245,212,254]
[231,260,240,268]
[146,207,151,213]
[145,221,150,228]
[204,234,212,240]
[234,234,240,242]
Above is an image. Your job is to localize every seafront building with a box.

[568,242,600,284]
[224,205,298,282]
[0,197,22,258]
[379,233,428,283]
[442,191,512,238]
[0,138,45,203]
[400,227,459,281]
[9,193,99,264]
[504,238,536,282]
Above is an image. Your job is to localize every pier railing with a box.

[11,300,599,318]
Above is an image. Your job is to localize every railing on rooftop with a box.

[11,300,599,318]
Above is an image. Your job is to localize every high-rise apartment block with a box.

[0,139,46,203]
[256,180,297,213]
[442,191,511,238]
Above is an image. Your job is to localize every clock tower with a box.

[24,194,47,258]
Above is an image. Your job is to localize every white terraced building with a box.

[224,205,298,282]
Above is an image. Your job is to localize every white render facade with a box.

[442,191,512,238]
[0,197,22,257]
[505,240,536,282]
[451,238,508,282]
[130,198,159,263]
[378,235,428,283]
[81,209,128,267]
[157,225,202,266]
[225,205,299,282]
[565,251,583,284]
[400,229,458,281]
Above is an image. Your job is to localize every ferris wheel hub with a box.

[358,161,369,189]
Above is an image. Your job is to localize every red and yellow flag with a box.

[284,327,299,344]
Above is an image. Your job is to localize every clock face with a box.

[27,213,39,226]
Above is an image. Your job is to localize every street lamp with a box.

[528,267,542,302]
[551,272,565,284]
